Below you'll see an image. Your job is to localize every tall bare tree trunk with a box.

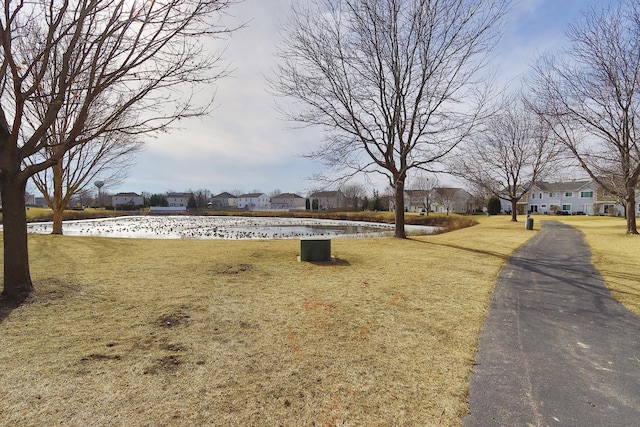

[626,193,638,234]
[394,178,406,239]
[51,162,65,235]
[1,173,33,302]
[511,200,518,222]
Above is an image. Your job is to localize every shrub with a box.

[487,197,501,215]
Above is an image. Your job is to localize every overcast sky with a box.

[107,0,610,197]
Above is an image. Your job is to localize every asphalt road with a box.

[464,221,640,427]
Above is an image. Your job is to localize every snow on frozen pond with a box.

[25,215,437,240]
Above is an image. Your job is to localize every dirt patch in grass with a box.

[157,311,191,328]
[212,263,254,275]
[0,216,535,426]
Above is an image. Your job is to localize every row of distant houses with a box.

[110,179,638,216]
[113,191,311,211]
[112,189,476,213]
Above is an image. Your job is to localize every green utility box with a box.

[300,238,332,262]
[526,216,534,230]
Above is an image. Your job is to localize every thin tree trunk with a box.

[1,174,33,301]
[511,199,518,222]
[394,179,407,239]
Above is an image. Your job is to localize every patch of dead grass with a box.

[0,216,535,426]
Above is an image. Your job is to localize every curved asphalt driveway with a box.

[464,221,640,426]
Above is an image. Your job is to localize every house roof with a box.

[310,191,343,198]
[114,192,141,197]
[406,190,429,197]
[534,180,592,192]
[434,187,467,196]
[238,193,266,198]
[167,192,191,198]
[271,193,303,199]
[213,192,237,199]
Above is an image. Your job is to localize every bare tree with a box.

[433,187,459,215]
[0,0,238,301]
[342,182,365,211]
[30,133,142,234]
[529,0,640,234]
[407,173,438,214]
[272,0,509,238]
[452,95,560,221]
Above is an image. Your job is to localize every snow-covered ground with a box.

[24,216,437,240]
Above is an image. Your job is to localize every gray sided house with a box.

[309,190,345,210]
[527,180,624,216]
[431,188,474,214]
[270,193,307,211]
[211,192,238,209]
[113,192,144,209]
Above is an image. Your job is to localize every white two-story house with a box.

[527,180,624,216]
[166,192,191,208]
[237,193,270,210]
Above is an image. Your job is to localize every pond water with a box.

[25,215,437,240]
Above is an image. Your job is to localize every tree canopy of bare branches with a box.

[272,0,510,238]
[452,94,560,221]
[30,132,142,235]
[0,0,237,301]
[529,0,640,234]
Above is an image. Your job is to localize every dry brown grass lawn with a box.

[0,216,534,426]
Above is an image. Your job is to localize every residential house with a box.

[270,193,307,211]
[405,190,432,213]
[527,180,624,216]
[112,192,144,209]
[237,193,270,210]
[309,190,345,210]
[431,188,474,214]
[167,192,191,208]
[211,192,238,209]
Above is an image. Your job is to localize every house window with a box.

[581,191,593,198]
[541,204,547,208]
[549,192,555,197]
[531,193,535,199]
[562,204,571,211]
[565,192,573,197]
[539,193,542,198]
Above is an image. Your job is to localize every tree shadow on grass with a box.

[408,238,511,262]
[0,293,28,324]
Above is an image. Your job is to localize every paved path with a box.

[464,221,640,426]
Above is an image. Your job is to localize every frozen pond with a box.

[25,215,438,240]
